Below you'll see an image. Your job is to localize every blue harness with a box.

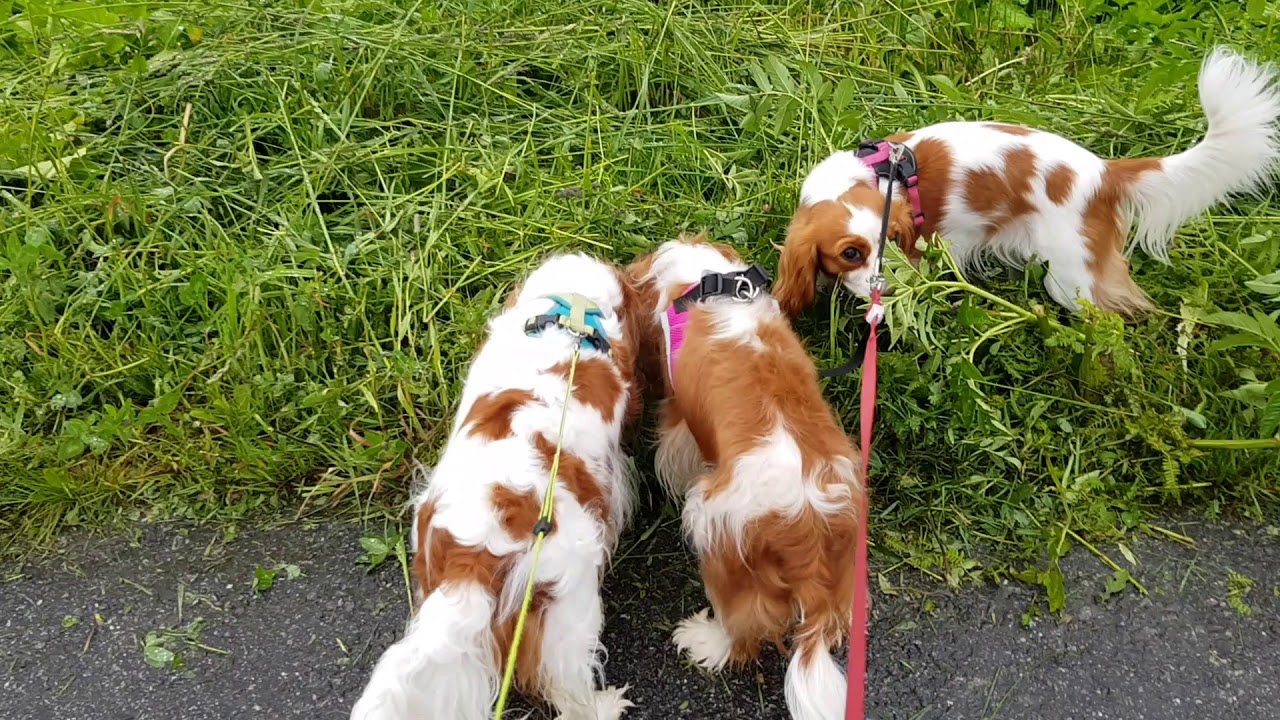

[523,294,611,354]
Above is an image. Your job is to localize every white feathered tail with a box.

[1127,47,1280,260]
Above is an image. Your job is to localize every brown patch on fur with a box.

[548,357,622,421]
[464,389,538,441]
[988,123,1033,136]
[611,267,646,430]
[412,501,507,604]
[492,484,545,538]
[670,311,855,475]
[1082,158,1162,314]
[621,252,667,401]
[533,432,608,528]
[699,505,858,665]
[910,137,955,248]
[963,146,1038,235]
[1044,164,1077,206]
[886,131,914,144]
[493,585,555,694]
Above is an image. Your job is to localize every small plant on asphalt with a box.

[357,531,406,573]
[252,562,302,595]
[141,618,225,671]
[1227,571,1256,617]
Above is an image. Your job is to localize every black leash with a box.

[818,331,872,378]
[818,144,901,379]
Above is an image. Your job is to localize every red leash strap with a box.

[845,287,881,720]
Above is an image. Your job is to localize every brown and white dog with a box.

[350,254,642,720]
[774,48,1280,317]
[628,235,863,720]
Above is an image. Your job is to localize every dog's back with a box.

[352,253,639,720]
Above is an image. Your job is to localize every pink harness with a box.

[660,283,697,382]
[856,139,925,229]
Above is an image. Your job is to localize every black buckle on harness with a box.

[857,139,918,187]
[674,264,772,312]
[523,314,611,354]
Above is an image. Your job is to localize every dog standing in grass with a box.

[350,254,642,720]
[774,47,1280,317]
[628,235,863,720]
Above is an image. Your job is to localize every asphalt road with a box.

[2,516,1277,720]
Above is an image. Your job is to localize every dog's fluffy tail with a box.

[784,625,847,720]
[349,583,498,720]
[1127,47,1280,260]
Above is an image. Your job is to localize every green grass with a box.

[1,0,1278,592]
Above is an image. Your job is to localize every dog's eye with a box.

[841,247,864,262]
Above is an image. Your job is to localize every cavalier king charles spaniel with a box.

[775,47,1280,317]
[628,235,863,720]
[351,254,642,720]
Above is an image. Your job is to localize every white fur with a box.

[653,414,707,498]
[647,241,745,310]
[671,608,734,672]
[840,204,890,297]
[784,638,848,720]
[553,686,634,720]
[351,253,636,720]
[800,151,877,205]
[683,422,854,555]
[708,301,768,347]
[803,47,1280,311]
[351,584,497,720]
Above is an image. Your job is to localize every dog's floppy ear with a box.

[773,212,820,319]
[888,200,922,260]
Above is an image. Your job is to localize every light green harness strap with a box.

[553,292,598,336]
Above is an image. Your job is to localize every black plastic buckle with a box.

[697,272,725,297]
[743,264,771,290]
[856,139,885,156]
[674,264,773,312]
[525,315,610,353]
[893,145,918,183]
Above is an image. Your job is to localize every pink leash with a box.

[844,286,881,720]
[844,139,906,720]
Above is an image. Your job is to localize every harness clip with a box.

[868,274,888,294]
[733,274,761,302]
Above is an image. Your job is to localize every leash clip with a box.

[733,274,761,302]
[868,273,888,294]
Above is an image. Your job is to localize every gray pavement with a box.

[1,517,1277,720]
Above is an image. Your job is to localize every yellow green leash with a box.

[496,293,603,719]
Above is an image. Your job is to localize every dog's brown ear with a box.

[888,200,922,261]
[773,216,820,319]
